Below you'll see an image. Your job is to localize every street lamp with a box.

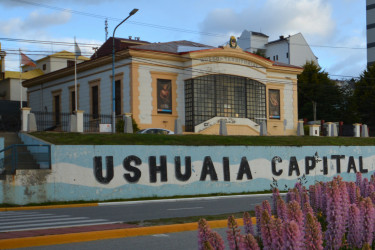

[112,8,139,133]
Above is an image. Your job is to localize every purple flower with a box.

[272,188,280,215]
[226,215,241,250]
[276,196,288,221]
[207,231,225,250]
[198,218,212,250]
[255,205,262,237]
[271,217,284,249]
[262,200,272,217]
[243,211,254,235]
[304,212,323,250]
[347,204,362,248]
[360,197,375,246]
[287,200,304,240]
[324,181,346,250]
[240,234,260,250]
[283,220,302,249]
[260,209,273,250]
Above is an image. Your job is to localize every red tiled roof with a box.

[91,37,150,59]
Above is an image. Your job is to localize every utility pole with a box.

[105,19,108,41]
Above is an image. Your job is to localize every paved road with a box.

[0,194,273,232]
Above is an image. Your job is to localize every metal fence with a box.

[84,113,113,132]
[33,111,71,132]
[31,111,113,132]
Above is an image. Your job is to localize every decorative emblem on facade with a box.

[229,36,237,48]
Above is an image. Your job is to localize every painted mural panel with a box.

[2,134,375,205]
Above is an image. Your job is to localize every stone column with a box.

[123,113,133,133]
[76,110,84,133]
[219,120,227,135]
[361,124,369,137]
[21,107,31,132]
[353,123,361,137]
[297,120,304,136]
[174,119,182,135]
[326,122,332,136]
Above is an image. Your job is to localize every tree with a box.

[353,64,375,129]
[297,61,342,121]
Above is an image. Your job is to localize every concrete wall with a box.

[0,134,375,205]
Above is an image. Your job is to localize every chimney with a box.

[128,36,132,40]
[279,35,284,40]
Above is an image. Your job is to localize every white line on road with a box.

[167,207,203,211]
[0,217,91,225]
[0,215,70,222]
[0,219,108,230]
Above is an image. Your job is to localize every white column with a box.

[21,107,31,132]
[76,110,84,133]
[353,123,361,137]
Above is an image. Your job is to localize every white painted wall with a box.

[289,33,318,67]
[266,40,289,64]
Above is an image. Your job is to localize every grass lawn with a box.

[30,132,375,146]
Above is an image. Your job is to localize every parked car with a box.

[136,128,174,135]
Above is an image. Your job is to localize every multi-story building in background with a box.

[237,30,318,67]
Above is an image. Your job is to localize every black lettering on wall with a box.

[175,156,192,181]
[331,155,345,174]
[288,157,300,176]
[223,157,230,181]
[359,156,368,173]
[149,156,168,183]
[323,157,328,175]
[305,156,316,175]
[271,156,283,176]
[347,156,357,173]
[94,156,114,184]
[237,157,253,180]
[200,156,218,181]
[123,155,142,183]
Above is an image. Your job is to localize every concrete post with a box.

[174,119,182,135]
[70,114,77,132]
[21,107,31,132]
[260,121,267,136]
[297,120,304,136]
[76,110,84,133]
[309,125,320,136]
[219,120,227,135]
[362,124,369,137]
[326,122,333,136]
[353,123,361,137]
[123,113,133,133]
[27,113,37,132]
[331,123,338,137]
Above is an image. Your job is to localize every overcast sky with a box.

[0,0,366,80]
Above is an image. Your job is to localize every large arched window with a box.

[185,74,266,132]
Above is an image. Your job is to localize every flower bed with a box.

[198,173,375,249]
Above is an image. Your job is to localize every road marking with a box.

[0,217,92,225]
[167,207,203,211]
[0,219,108,230]
[152,234,169,237]
[0,215,70,222]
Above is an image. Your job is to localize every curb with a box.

[0,218,255,249]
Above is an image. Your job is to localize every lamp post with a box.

[112,8,138,133]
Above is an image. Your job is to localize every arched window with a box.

[185,74,266,132]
